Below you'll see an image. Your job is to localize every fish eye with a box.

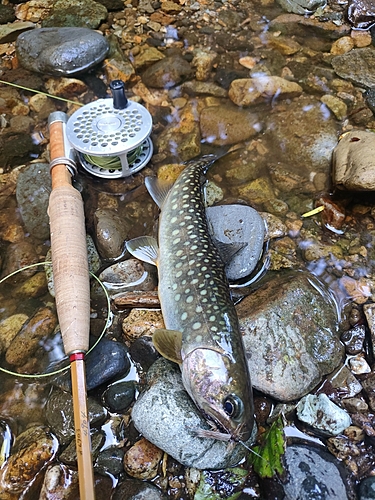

[223,395,243,419]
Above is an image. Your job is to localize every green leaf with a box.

[194,467,248,500]
[249,415,285,479]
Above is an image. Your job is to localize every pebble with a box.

[123,437,163,480]
[42,0,108,29]
[206,204,265,281]
[348,0,375,29]
[0,425,59,494]
[332,48,375,88]
[131,357,256,469]
[330,36,354,55]
[16,27,109,76]
[237,271,344,401]
[276,0,325,14]
[296,393,352,435]
[94,208,132,259]
[359,476,375,500]
[102,380,136,413]
[283,444,349,499]
[141,54,192,89]
[122,308,164,342]
[113,479,164,500]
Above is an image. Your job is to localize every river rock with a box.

[5,307,57,367]
[0,425,59,494]
[269,13,351,39]
[123,437,163,480]
[0,21,34,44]
[45,388,107,445]
[229,77,302,107]
[206,204,265,281]
[332,47,375,88]
[264,96,339,175]
[332,130,375,190]
[141,55,192,89]
[297,394,352,435]
[102,380,136,413]
[237,271,344,401]
[42,0,107,29]
[94,208,132,259]
[113,479,164,500]
[359,476,375,500]
[348,0,375,29]
[99,258,157,299]
[131,357,256,470]
[283,444,349,499]
[0,313,28,355]
[276,0,325,14]
[16,27,109,76]
[54,337,131,392]
[200,104,262,146]
[16,162,51,240]
[122,309,165,342]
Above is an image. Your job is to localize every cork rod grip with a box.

[48,119,91,354]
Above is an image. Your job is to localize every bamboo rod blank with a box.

[48,113,95,500]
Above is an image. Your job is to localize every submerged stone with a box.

[237,270,344,401]
[16,27,109,76]
[331,47,375,88]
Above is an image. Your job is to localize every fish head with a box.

[181,347,254,442]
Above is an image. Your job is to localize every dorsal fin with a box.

[145,176,174,208]
[126,236,159,266]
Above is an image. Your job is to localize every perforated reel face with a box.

[66,98,153,178]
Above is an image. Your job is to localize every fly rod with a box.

[48,111,95,500]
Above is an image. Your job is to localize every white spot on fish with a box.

[196,305,203,313]
[186,296,194,303]
[175,294,181,301]
[193,322,202,330]
[181,312,188,320]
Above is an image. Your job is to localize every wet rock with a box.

[200,103,262,146]
[96,446,125,476]
[360,373,375,412]
[55,337,131,392]
[42,0,107,28]
[142,55,192,89]
[333,130,375,190]
[154,102,201,161]
[5,307,57,367]
[229,77,302,107]
[122,309,164,342]
[349,354,371,374]
[131,357,255,469]
[237,176,276,205]
[94,208,131,259]
[99,259,157,299]
[0,207,24,243]
[206,204,265,281]
[320,94,348,120]
[16,27,109,76]
[0,131,39,169]
[324,365,363,399]
[359,476,375,500]
[341,325,366,354]
[16,162,51,240]
[283,444,349,499]
[129,336,160,372]
[237,271,344,401]
[332,48,375,88]
[59,429,105,465]
[330,36,354,55]
[0,383,49,428]
[264,96,339,174]
[269,13,351,39]
[192,48,217,81]
[0,4,15,24]
[0,313,28,355]
[113,479,164,500]
[45,388,107,445]
[348,0,375,29]
[0,21,34,44]
[296,394,352,435]
[0,425,59,494]
[277,0,325,14]
[179,80,227,97]
[124,437,163,480]
[102,380,136,413]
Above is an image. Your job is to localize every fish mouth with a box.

[191,409,251,443]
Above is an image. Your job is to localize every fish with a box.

[126,154,254,442]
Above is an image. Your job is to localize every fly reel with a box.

[66,80,153,179]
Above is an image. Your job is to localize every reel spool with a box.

[66,80,153,179]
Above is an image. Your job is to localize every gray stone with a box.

[142,55,192,89]
[283,445,348,499]
[94,208,131,259]
[16,27,109,76]
[296,394,352,436]
[131,357,256,470]
[359,476,375,500]
[237,271,344,401]
[277,0,325,14]
[333,130,375,191]
[332,48,375,89]
[348,0,375,29]
[16,163,51,241]
[113,479,165,500]
[206,204,265,281]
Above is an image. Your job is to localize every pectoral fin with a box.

[153,328,183,364]
[126,236,159,266]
